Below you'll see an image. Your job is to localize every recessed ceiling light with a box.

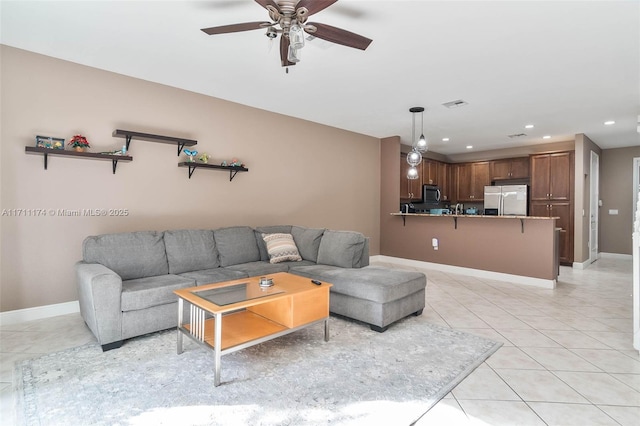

[604,120,615,125]
[442,138,450,142]
[466,145,473,149]
[543,135,551,139]
[525,124,534,129]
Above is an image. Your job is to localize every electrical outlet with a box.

[432,238,439,250]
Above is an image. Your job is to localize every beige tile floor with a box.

[1,257,638,425]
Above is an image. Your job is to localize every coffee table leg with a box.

[214,312,222,387]
[177,299,184,354]
[324,318,330,342]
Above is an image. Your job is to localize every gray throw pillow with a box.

[164,229,219,274]
[291,226,325,262]
[316,230,366,268]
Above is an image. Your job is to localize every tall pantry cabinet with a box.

[530,151,574,265]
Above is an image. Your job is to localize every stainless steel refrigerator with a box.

[484,185,528,216]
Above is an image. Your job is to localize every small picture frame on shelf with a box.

[35,135,65,150]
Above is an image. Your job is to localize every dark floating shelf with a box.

[113,129,197,156]
[25,146,132,174]
[178,162,248,181]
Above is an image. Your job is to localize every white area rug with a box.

[15,316,500,425]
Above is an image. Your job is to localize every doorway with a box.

[589,151,600,264]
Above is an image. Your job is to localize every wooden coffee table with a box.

[173,272,332,386]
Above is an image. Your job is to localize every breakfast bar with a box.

[381,213,559,288]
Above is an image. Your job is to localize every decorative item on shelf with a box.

[68,134,90,152]
[36,135,65,150]
[221,160,227,166]
[229,158,245,167]
[198,153,210,163]
[183,149,198,162]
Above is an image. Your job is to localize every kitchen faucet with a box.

[454,203,464,215]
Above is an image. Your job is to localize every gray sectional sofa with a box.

[76,225,426,350]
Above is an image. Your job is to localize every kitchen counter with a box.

[381,212,560,288]
[390,213,555,220]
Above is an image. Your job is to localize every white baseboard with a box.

[370,255,557,289]
[572,258,592,269]
[0,300,80,326]
[599,252,633,260]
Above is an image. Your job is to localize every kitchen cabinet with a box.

[422,159,438,185]
[530,152,572,201]
[454,161,490,201]
[530,151,573,264]
[438,162,451,202]
[400,155,422,201]
[530,201,573,264]
[490,157,529,180]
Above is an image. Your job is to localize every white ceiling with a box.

[1,0,639,156]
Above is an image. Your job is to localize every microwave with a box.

[422,184,441,205]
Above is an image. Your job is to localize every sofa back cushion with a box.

[214,226,261,267]
[316,230,366,268]
[291,226,325,262]
[255,225,293,261]
[164,229,219,274]
[82,231,168,280]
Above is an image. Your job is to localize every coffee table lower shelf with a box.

[176,305,329,386]
[180,310,291,351]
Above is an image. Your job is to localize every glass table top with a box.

[192,282,285,306]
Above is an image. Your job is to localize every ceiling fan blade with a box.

[305,22,372,50]
[201,21,271,35]
[280,36,296,67]
[296,0,338,16]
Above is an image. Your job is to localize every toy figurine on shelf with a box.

[198,153,210,163]
[221,160,227,166]
[183,149,198,162]
[229,158,244,167]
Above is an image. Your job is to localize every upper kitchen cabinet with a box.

[530,152,573,201]
[490,157,529,181]
[400,155,422,202]
[454,161,490,201]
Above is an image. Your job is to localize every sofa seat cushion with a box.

[225,261,289,276]
[290,265,426,304]
[179,268,248,286]
[164,229,219,274]
[83,231,169,280]
[214,226,261,267]
[121,274,195,312]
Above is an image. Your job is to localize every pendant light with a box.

[406,107,424,180]
[410,107,428,153]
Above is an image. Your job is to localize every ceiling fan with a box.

[201,0,372,68]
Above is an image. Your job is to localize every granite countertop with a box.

[390,212,556,220]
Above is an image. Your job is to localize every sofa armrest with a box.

[358,238,370,268]
[75,261,123,345]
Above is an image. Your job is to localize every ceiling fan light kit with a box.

[201,0,372,69]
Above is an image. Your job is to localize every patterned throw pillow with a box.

[262,233,302,264]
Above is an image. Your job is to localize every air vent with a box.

[508,133,527,138]
[442,99,468,109]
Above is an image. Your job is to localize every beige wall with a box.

[600,146,640,254]
[574,134,602,263]
[0,46,381,312]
